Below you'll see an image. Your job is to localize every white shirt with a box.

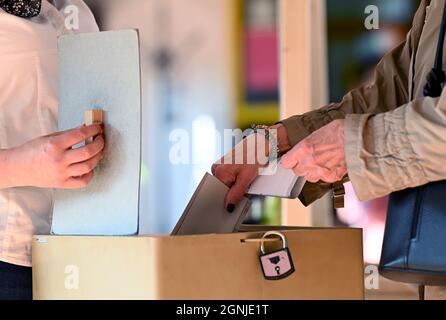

[0,0,98,266]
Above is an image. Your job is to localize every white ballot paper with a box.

[217,134,306,200]
[247,163,306,199]
[172,173,252,236]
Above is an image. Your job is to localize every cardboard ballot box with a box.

[32,226,364,300]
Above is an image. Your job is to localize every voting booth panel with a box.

[32,227,364,300]
[53,30,142,236]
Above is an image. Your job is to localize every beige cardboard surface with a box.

[32,227,364,300]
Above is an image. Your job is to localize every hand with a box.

[212,137,262,213]
[212,124,291,212]
[3,125,105,189]
[281,119,347,183]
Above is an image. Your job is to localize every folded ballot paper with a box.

[51,30,142,235]
[172,173,252,235]
[172,166,305,236]
[247,162,306,199]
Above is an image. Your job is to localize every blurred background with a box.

[84,0,419,267]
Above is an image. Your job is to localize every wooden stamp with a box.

[85,109,104,144]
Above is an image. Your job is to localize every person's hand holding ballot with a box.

[281,119,347,184]
[213,120,347,210]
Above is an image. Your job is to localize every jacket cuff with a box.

[345,109,427,202]
[279,116,311,147]
[344,114,374,201]
[298,182,332,207]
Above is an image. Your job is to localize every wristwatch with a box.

[250,125,281,160]
[251,124,346,209]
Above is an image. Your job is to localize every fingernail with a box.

[93,135,104,143]
[226,204,235,213]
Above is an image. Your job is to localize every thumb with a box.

[281,151,298,169]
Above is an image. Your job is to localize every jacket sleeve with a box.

[346,89,446,201]
[280,2,427,206]
[284,35,413,205]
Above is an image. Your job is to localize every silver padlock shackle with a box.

[260,231,287,255]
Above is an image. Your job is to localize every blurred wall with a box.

[280,0,331,227]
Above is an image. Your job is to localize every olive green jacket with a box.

[281,0,446,205]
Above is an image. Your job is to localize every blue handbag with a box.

[379,0,446,289]
[380,182,446,286]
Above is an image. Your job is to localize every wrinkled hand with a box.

[281,120,347,183]
[9,125,105,189]
[212,134,266,212]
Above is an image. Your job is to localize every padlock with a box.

[259,231,295,281]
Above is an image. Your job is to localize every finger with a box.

[290,156,314,176]
[318,167,339,183]
[281,142,310,169]
[53,125,103,149]
[224,168,258,211]
[280,153,298,169]
[312,148,342,166]
[281,147,304,169]
[321,155,345,169]
[43,124,85,138]
[312,142,340,154]
[213,165,236,188]
[66,152,103,177]
[62,171,94,189]
[306,169,322,183]
[64,135,105,164]
[305,166,341,184]
[293,165,310,177]
[211,163,218,175]
[334,165,348,180]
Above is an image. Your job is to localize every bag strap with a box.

[424,0,446,97]
[419,285,425,300]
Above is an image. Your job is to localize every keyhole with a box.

[275,266,281,275]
